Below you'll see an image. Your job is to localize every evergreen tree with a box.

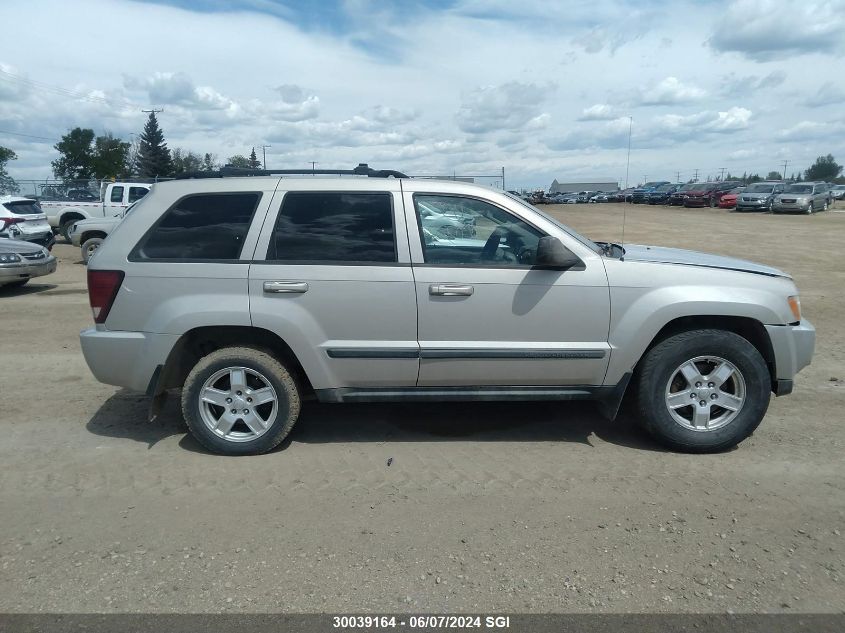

[137,112,173,178]
[201,153,218,172]
[248,147,260,169]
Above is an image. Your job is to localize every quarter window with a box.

[134,192,260,260]
[110,186,124,203]
[268,192,396,263]
[415,195,544,267]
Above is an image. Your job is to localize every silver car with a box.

[0,237,57,288]
[735,181,784,212]
[773,182,830,214]
[79,167,815,455]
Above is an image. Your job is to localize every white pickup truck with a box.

[40,182,151,241]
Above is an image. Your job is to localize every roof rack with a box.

[175,163,409,180]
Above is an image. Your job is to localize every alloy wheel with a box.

[664,356,746,432]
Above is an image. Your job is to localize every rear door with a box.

[249,180,419,393]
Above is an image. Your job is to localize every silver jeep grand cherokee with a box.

[79,165,815,455]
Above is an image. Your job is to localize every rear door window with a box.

[132,192,260,260]
[128,187,149,203]
[267,192,396,263]
[110,186,124,203]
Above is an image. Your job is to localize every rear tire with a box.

[181,347,301,455]
[636,329,770,453]
[81,237,104,264]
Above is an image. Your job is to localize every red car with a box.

[683,181,741,208]
[718,187,744,209]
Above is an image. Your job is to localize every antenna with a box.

[622,116,632,249]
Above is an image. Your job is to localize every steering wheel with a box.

[481,228,506,262]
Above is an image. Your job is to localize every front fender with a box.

[605,282,791,385]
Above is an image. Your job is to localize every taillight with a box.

[1,217,25,230]
[87,270,124,324]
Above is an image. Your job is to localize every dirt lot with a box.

[0,202,843,614]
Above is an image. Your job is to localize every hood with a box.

[741,192,770,200]
[0,237,46,255]
[622,244,788,278]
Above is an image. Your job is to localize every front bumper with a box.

[79,327,180,392]
[683,198,708,207]
[0,256,57,285]
[765,319,815,390]
[773,202,810,212]
[736,200,768,211]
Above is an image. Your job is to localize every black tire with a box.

[60,218,79,242]
[181,347,301,455]
[81,237,104,264]
[709,196,717,208]
[635,329,770,453]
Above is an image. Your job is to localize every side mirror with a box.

[534,236,583,270]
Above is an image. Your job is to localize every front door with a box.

[404,190,611,387]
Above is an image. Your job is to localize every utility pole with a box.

[693,168,699,182]
[310,161,317,175]
[141,108,164,115]
[501,166,505,191]
[260,144,271,170]
[782,160,789,180]
[624,116,633,189]
[718,167,726,181]
[676,170,681,183]
[643,175,648,185]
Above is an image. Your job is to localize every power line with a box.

[0,68,138,110]
[0,129,55,142]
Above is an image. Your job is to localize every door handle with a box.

[263,281,309,294]
[429,283,474,296]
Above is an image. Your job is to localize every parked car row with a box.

[1,196,57,288]
[528,180,841,215]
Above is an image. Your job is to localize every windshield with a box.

[745,184,775,193]
[784,185,813,193]
[655,184,674,192]
[503,192,602,254]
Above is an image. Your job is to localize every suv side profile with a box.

[80,167,815,455]
[772,182,830,214]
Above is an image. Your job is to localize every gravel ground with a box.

[0,201,842,613]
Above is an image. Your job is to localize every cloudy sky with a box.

[1,0,844,189]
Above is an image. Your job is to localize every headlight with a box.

[0,253,22,263]
[787,295,801,321]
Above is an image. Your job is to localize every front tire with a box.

[81,237,104,264]
[181,347,301,455]
[636,329,770,453]
[60,218,78,242]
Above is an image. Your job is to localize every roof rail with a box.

[175,163,409,180]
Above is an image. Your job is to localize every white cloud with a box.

[0,0,844,189]
[578,104,617,121]
[639,77,706,106]
[456,82,552,134]
[709,0,845,61]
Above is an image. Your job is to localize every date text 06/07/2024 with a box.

[332,615,511,629]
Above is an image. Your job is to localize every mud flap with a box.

[596,372,632,421]
[146,365,167,422]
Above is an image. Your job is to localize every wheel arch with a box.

[80,230,108,244]
[636,315,776,385]
[154,325,313,397]
[59,209,89,225]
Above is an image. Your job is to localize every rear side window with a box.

[267,192,396,263]
[128,187,148,203]
[3,200,42,215]
[110,186,124,203]
[134,192,260,260]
